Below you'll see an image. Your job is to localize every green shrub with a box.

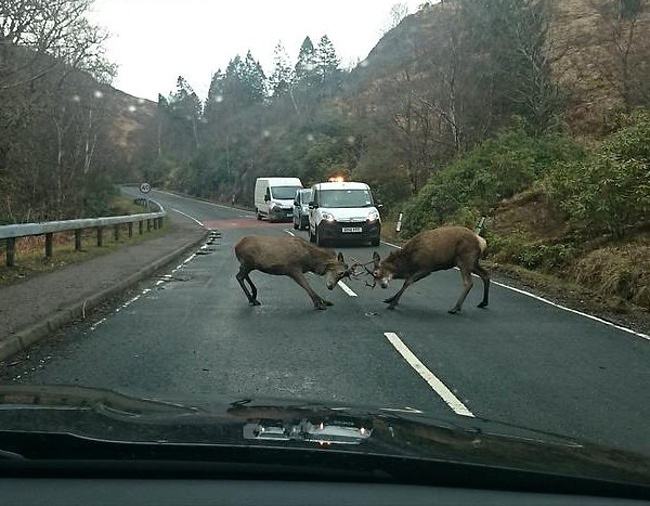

[544,111,650,237]
[487,230,576,270]
[400,128,583,237]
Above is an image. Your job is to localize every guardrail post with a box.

[128,222,133,238]
[147,219,152,232]
[45,233,53,258]
[97,227,104,247]
[153,218,159,230]
[114,224,120,242]
[75,230,82,251]
[139,221,143,235]
[6,238,16,267]
[159,217,164,228]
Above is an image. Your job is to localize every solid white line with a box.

[170,208,205,228]
[381,240,402,249]
[384,332,474,418]
[380,241,649,341]
[491,281,650,341]
[338,281,358,297]
[284,229,295,236]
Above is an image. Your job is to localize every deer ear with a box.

[337,252,344,263]
[373,251,381,267]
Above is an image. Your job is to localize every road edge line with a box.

[0,230,209,362]
[380,241,649,341]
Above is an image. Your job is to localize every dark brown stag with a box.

[234,235,350,310]
[371,226,490,313]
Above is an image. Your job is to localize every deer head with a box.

[372,252,394,289]
[324,252,350,290]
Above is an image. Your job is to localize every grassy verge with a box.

[0,219,171,288]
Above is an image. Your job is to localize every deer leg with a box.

[449,266,473,314]
[236,266,260,306]
[384,271,430,310]
[289,271,332,310]
[473,261,490,309]
[245,274,261,305]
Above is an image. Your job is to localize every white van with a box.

[308,182,381,246]
[254,177,303,222]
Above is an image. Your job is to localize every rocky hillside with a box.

[346,0,650,135]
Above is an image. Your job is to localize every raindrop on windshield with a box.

[359,60,369,68]
[215,95,224,103]
[262,129,271,138]
[306,134,315,142]
[93,90,104,99]
[71,95,81,103]
[128,105,137,113]
[347,136,356,144]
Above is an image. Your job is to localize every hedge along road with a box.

[5,189,650,456]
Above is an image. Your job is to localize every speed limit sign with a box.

[139,182,151,194]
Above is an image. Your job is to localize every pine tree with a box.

[204,69,225,122]
[295,36,317,84]
[242,50,266,102]
[315,34,340,82]
[269,41,294,97]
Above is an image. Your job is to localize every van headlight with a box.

[322,212,336,222]
[367,210,380,222]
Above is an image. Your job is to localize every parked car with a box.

[254,177,303,222]
[293,189,313,230]
[308,182,381,247]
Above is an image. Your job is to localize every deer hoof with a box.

[477,302,488,309]
[386,304,397,311]
[323,300,334,306]
[250,300,261,306]
[448,308,460,315]
[315,304,328,311]
[383,297,396,304]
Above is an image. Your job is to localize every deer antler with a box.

[347,257,378,288]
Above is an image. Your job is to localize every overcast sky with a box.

[88,0,425,101]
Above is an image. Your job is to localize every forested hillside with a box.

[0,0,156,224]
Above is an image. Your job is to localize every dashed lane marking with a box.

[384,332,474,418]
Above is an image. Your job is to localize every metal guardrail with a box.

[0,199,166,267]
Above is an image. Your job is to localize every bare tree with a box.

[590,0,649,111]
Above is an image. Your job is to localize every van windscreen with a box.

[271,186,302,200]
[319,189,373,208]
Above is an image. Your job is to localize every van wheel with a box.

[256,210,262,221]
[315,227,325,247]
[293,219,299,230]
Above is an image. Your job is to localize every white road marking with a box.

[284,229,295,236]
[381,240,402,249]
[384,332,474,417]
[155,190,254,215]
[338,281,358,297]
[170,208,204,228]
[381,242,649,341]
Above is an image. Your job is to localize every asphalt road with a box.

[7,190,650,456]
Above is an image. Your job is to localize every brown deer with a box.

[234,235,350,310]
[371,226,489,313]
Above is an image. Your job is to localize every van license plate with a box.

[342,227,363,233]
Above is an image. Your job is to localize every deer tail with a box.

[475,234,488,256]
